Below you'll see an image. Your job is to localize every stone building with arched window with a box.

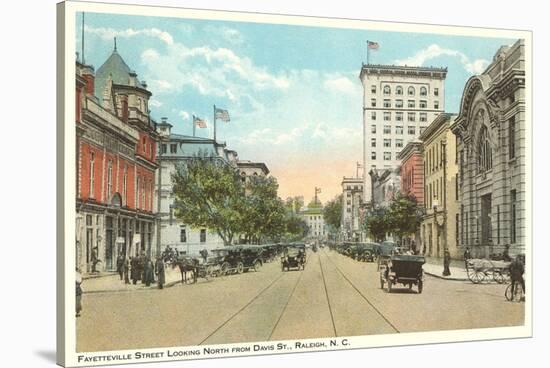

[451,39,526,258]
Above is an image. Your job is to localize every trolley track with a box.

[317,251,339,337]
[320,250,400,333]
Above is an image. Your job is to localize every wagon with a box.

[379,254,425,293]
[466,258,511,284]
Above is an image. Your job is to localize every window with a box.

[509,117,516,159]
[408,112,416,122]
[434,88,439,96]
[434,101,440,109]
[419,100,427,109]
[142,137,146,152]
[510,190,517,243]
[396,112,403,121]
[200,229,206,243]
[384,112,391,121]
[136,177,140,209]
[396,126,404,135]
[477,125,493,172]
[371,99,377,107]
[383,99,391,108]
[371,138,376,147]
[371,152,376,160]
[371,112,377,120]
[395,99,403,108]
[383,152,391,161]
[141,179,146,209]
[408,126,416,135]
[420,113,427,122]
[420,86,427,96]
[107,161,113,200]
[161,144,167,154]
[89,152,95,199]
[123,166,127,205]
[371,85,376,94]
[420,126,427,134]
[383,125,391,134]
[384,139,391,147]
[396,139,403,148]
[170,144,177,153]
[180,228,187,243]
[408,100,415,108]
[408,86,415,96]
[383,85,391,95]
[455,213,460,244]
[371,125,376,134]
[396,86,403,95]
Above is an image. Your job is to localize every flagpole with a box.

[213,104,217,142]
[366,40,370,65]
[192,115,196,137]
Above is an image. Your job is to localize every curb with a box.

[82,272,118,280]
[424,270,468,281]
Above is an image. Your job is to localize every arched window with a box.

[420,86,427,96]
[408,86,415,96]
[383,85,391,95]
[396,86,403,95]
[477,125,493,172]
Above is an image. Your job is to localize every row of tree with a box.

[171,154,308,245]
[321,192,422,243]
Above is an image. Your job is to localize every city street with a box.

[76,249,524,352]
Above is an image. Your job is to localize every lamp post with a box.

[433,139,449,275]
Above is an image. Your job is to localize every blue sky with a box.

[76,12,515,203]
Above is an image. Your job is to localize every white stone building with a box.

[360,64,447,201]
[340,177,364,241]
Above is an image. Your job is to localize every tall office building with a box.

[360,64,447,202]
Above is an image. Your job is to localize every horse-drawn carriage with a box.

[379,253,425,293]
[465,258,511,284]
[281,243,306,271]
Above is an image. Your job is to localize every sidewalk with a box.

[81,266,183,294]
[423,257,469,281]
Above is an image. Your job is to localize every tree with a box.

[284,214,308,242]
[363,207,390,242]
[171,153,244,246]
[386,193,422,242]
[240,176,287,244]
[323,194,343,232]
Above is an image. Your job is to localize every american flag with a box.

[215,107,230,122]
[193,115,207,128]
[367,41,379,50]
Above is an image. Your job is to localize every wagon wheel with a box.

[492,269,505,284]
[418,280,423,294]
[236,262,244,274]
[253,260,261,272]
[471,270,485,284]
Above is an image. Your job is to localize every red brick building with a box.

[75,45,159,273]
[397,139,424,205]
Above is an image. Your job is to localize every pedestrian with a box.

[123,257,130,284]
[130,256,139,285]
[509,255,525,301]
[200,249,208,263]
[91,247,100,273]
[443,249,451,276]
[139,252,146,284]
[116,252,124,280]
[144,256,155,287]
[76,268,83,317]
[463,247,472,268]
[410,240,417,255]
[155,256,165,289]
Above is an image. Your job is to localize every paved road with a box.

[76,249,524,352]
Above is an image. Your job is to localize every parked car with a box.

[379,253,425,293]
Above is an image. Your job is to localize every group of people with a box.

[116,252,166,289]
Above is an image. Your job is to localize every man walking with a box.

[123,257,130,284]
[156,256,165,289]
[116,252,125,280]
[463,247,472,268]
[443,249,451,276]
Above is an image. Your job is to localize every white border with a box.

[58,1,533,367]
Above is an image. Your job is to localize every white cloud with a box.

[149,99,162,108]
[85,25,174,45]
[324,75,360,94]
[395,44,489,74]
[178,110,190,121]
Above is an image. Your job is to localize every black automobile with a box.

[208,246,263,275]
[282,244,306,271]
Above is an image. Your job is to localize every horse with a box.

[173,256,199,284]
